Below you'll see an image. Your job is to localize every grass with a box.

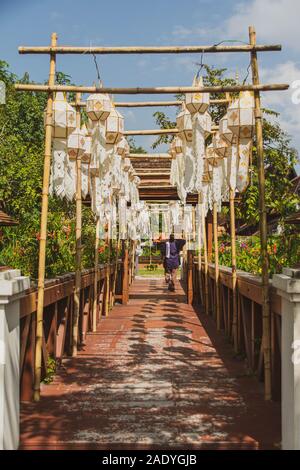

[137,266,165,277]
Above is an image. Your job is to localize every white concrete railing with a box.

[0,269,30,450]
[273,268,300,450]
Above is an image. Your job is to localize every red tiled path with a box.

[20,278,280,450]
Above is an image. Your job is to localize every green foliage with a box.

[215,234,300,275]
[127,137,147,154]
[42,356,56,385]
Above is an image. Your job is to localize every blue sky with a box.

[1,0,300,171]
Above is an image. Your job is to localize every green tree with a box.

[0,61,96,278]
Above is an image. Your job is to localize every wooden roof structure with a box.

[130,153,199,203]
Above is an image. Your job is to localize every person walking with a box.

[159,234,186,292]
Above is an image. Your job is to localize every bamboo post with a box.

[187,249,194,305]
[104,220,111,316]
[197,194,203,305]
[121,239,129,304]
[201,205,209,315]
[230,189,238,352]
[192,205,196,243]
[207,211,213,262]
[92,215,100,332]
[213,202,221,330]
[72,92,82,356]
[33,32,57,402]
[249,25,272,400]
[112,205,121,306]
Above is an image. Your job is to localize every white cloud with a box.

[259,61,300,167]
[225,0,300,51]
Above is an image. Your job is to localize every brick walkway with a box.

[20,278,280,450]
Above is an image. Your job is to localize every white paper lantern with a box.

[202,155,213,182]
[213,131,228,158]
[219,115,235,145]
[51,92,76,139]
[133,176,140,186]
[117,136,128,157]
[206,144,221,167]
[185,75,210,115]
[174,136,183,155]
[177,104,193,142]
[67,127,86,160]
[227,91,255,139]
[86,93,111,121]
[81,124,91,163]
[198,111,212,138]
[123,157,131,172]
[237,138,253,193]
[106,107,124,145]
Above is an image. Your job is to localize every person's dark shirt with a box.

[158,239,186,257]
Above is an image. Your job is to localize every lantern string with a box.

[92,52,102,83]
[213,39,249,47]
[195,49,205,78]
[242,62,252,85]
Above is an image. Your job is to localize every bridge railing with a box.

[20,244,132,401]
[183,250,282,400]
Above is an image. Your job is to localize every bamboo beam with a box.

[230,188,238,352]
[72,92,82,357]
[213,202,221,330]
[34,33,57,402]
[249,25,272,401]
[124,129,178,136]
[129,153,170,158]
[70,98,230,107]
[92,216,100,332]
[125,126,219,136]
[15,83,289,94]
[18,44,282,54]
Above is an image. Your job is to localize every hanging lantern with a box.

[106,106,124,145]
[117,136,128,157]
[213,131,228,158]
[176,104,193,142]
[237,138,253,193]
[169,139,176,159]
[81,124,91,163]
[202,151,213,182]
[124,139,130,157]
[197,111,212,138]
[206,144,221,167]
[173,136,183,155]
[51,92,76,139]
[67,127,86,160]
[227,91,255,139]
[219,115,235,145]
[133,176,140,187]
[86,93,111,121]
[123,157,131,172]
[185,75,210,115]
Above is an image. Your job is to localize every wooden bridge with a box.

[19,255,281,450]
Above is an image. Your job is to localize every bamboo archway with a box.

[15,26,287,402]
